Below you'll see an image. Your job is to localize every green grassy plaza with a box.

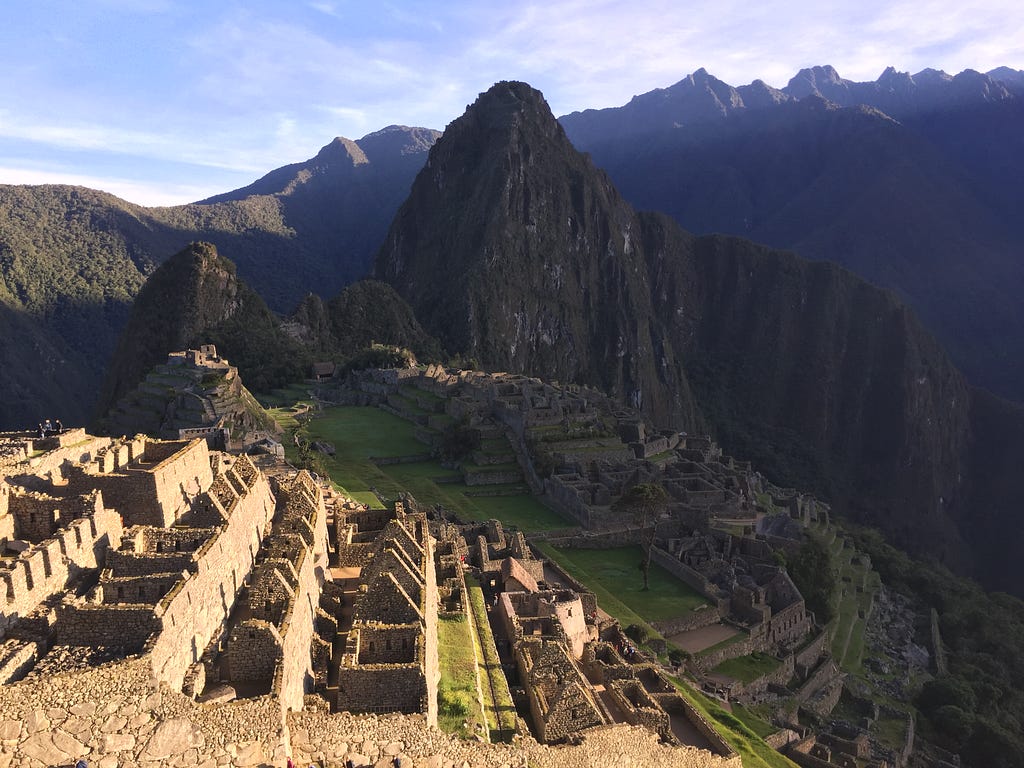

[274,404,568,530]
[534,542,710,635]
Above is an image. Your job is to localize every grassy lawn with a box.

[534,542,660,640]
[466,576,517,740]
[539,545,709,621]
[285,405,568,531]
[712,652,783,684]
[732,703,780,739]
[669,677,799,768]
[437,615,486,737]
[534,543,709,644]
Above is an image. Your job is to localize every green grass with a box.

[534,543,710,646]
[538,545,709,621]
[533,542,659,639]
[669,676,799,768]
[466,576,517,740]
[732,703,780,739]
[285,405,567,531]
[437,615,487,737]
[711,652,783,684]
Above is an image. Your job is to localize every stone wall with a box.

[794,630,829,677]
[653,693,739,760]
[1,501,123,641]
[147,456,275,689]
[609,679,671,738]
[56,602,161,647]
[63,438,214,527]
[228,619,283,680]
[653,605,725,637]
[649,546,726,604]
[336,663,427,714]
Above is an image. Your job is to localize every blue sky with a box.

[1,0,1021,206]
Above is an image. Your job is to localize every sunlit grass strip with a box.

[437,615,486,737]
[466,577,518,739]
[669,676,800,768]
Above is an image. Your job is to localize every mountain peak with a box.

[314,136,368,166]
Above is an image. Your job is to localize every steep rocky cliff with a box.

[376,81,700,429]
[375,81,1022,592]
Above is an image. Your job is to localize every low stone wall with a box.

[694,635,756,672]
[649,546,724,604]
[544,527,643,549]
[464,469,523,486]
[654,693,739,761]
[0,639,39,684]
[336,664,427,714]
[654,605,724,637]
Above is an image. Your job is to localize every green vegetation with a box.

[848,527,1024,767]
[534,543,708,645]
[731,703,780,739]
[712,652,783,684]
[437,615,486,736]
[669,676,798,768]
[785,530,837,625]
[614,483,669,591]
[283,405,567,530]
[466,577,517,740]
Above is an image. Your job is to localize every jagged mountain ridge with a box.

[559,66,1024,402]
[375,80,1023,595]
[0,126,438,427]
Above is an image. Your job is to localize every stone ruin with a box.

[334,502,440,725]
[103,345,281,453]
[0,419,746,768]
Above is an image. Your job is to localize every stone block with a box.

[142,717,205,760]
[102,732,137,752]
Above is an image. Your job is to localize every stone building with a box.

[336,503,440,726]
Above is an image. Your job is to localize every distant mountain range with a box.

[375,80,1024,598]
[560,65,1024,402]
[0,125,437,425]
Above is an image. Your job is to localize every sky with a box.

[1,0,1021,206]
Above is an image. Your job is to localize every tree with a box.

[615,483,668,591]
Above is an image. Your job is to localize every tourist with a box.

[54,418,63,433]
[43,418,53,433]
[36,423,45,439]
[392,757,401,768]
[75,761,88,768]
